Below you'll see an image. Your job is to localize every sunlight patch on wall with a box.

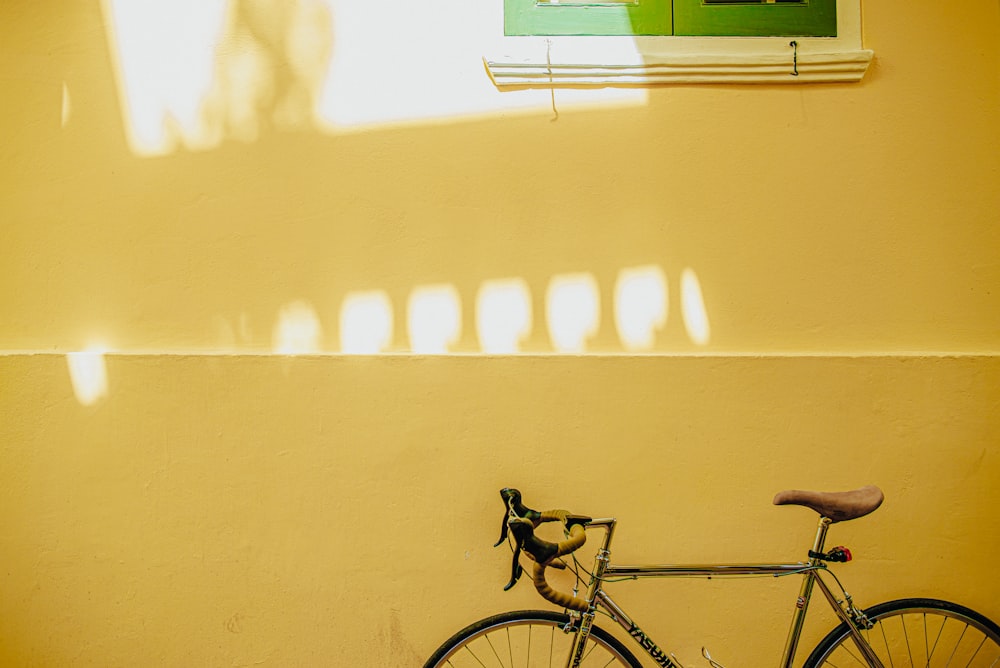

[261,265,696,355]
[340,291,393,354]
[51,264,706,357]
[273,300,323,354]
[681,268,711,346]
[615,265,667,351]
[316,1,646,133]
[61,82,72,129]
[102,0,230,156]
[100,0,645,155]
[476,279,533,354]
[408,285,462,354]
[66,349,109,406]
[101,0,334,156]
[546,273,600,353]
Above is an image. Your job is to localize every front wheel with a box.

[423,610,642,668]
[805,598,1000,667]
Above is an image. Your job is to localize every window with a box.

[486,0,871,86]
[505,0,836,38]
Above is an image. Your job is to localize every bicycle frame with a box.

[563,516,884,668]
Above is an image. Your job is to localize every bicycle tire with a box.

[804,597,1000,667]
[423,609,643,668]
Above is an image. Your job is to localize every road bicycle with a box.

[424,485,1000,667]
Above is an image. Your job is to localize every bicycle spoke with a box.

[928,616,948,664]
[880,620,894,668]
[925,613,930,666]
[526,624,531,668]
[481,630,504,667]
[838,637,868,665]
[461,643,490,668]
[963,635,988,668]
[945,625,969,667]
[580,638,597,664]
[900,614,914,667]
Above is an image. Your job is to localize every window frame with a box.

[484,0,872,86]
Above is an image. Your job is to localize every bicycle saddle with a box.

[773,485,884,523]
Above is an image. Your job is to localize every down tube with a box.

[595,590,681,668]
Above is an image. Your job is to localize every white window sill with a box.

[485,41,873,86]
[484,0,871,87]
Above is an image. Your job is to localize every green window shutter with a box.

[504,0,672,36]
[673,0,836,37]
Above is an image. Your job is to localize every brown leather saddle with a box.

[773,485,884,523]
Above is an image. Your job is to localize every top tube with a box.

[584,517,813,578]
[604,563,814,577]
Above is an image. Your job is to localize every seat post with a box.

[810,516,833,562]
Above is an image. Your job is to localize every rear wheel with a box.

[423,609,642,668]
[805,598,1000,667]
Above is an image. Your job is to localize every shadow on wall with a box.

[46,1,715,404]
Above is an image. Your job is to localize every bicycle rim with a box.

[805,598,1000,667]
[424,610,641,668]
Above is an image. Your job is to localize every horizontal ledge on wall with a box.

[3,351,997,360]
[484,49,874,87]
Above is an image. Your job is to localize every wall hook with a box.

[790,40,799,76]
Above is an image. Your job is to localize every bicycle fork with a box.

[567,546,613,668]
[566,611,598,668]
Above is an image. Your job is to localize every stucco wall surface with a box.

[1,354,999,665]
[1,0,998,665]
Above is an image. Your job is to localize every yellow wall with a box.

[2,355,998,665]
[1,1,998,666]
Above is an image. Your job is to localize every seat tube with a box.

[779,517,831,668]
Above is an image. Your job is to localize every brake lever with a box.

[503,517,552,591]
[503,545,524,590]
[494,508,510,547]
[495,488,541,547]
[496,488,546,591]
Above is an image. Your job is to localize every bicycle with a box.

[424,486,1000,667]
